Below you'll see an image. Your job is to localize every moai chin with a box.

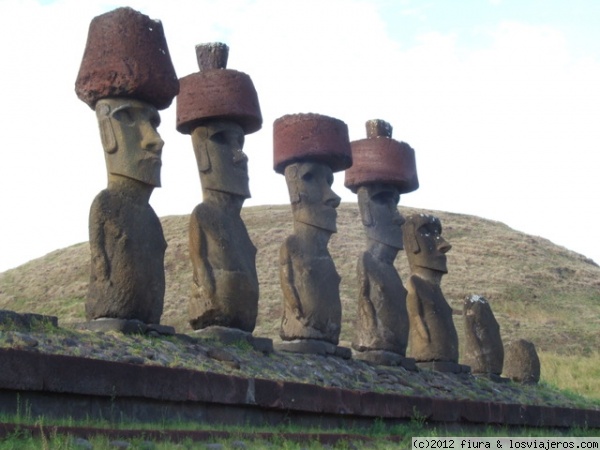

[273,113,352,351]
[75,7,179,325]
[176,43,262,333]
[344,119,418,367]
[403,214,468,373]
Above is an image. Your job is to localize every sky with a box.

[0,0,599,272]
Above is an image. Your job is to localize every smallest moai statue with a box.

[344,119,418,369]
[463,295,505,380]
[273,113,352,358]
[503,339,541,384]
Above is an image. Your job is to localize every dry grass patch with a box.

[1,202,598,365]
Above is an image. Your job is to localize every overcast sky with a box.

[1,0,599,272]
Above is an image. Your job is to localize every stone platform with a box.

[0,348,598,430]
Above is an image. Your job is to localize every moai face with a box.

[192,120,250,198]
[404,215,452,273]
[95,98,164,187]
[284,161,341,233]
[357,183,405,249]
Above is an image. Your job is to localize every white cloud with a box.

[0,0,599,271]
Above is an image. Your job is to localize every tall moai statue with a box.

[273,113,352,356]
[75,7,179,326]
[403,214,469,373]
[344,120,418,368]
[176,43,262,333]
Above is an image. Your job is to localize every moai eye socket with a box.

[301,171,314,182]
[210,131,228,145]
[113,108,135,126]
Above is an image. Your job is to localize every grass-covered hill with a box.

[1,203,598,358]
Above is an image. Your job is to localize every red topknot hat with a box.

[345,119,419,194]
[273,113,352,174]
[176,43,262,135]
[75,7,179,110]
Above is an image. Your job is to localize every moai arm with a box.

[357,254,377,329]
[189,207,216,299]
[279,239,304,319]
[407,278,431,342]
[88,194,111,283]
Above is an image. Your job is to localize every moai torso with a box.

[87,187,166,323]
[406,274,458,362]
[463,295,504,375]
[189,201,258,331]
[353,250,408,353]
[279,233,342,343]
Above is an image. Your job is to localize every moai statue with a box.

[75,7,179,329]
[273,113,352,356]
[176,43,262,333]
[463,295,506,380]
[503,339,540,384]
[344,119,418,369]
[403,214,469,373]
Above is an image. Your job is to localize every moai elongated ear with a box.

[96,102,117,154]
[284,164,301,204]
[357,188,373,227]
[192,127,211,172]
[403,220,421,254]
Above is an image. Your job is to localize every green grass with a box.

[1,412,599,449]
[540,351,600,402]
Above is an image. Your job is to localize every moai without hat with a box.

[503,339,540,384]
[403,214,469,373]
[273,113,352,356]
[344,119,418,369]
[463,295,506,380]
[75,7,178,328]
[177,43,262,334]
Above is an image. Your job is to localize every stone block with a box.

[345,119,418,194]
[75,7,179,110]
[273,113,352,173]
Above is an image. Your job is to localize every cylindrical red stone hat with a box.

[176,43,262,135]
[273,113,352,174]
[75,7,179,110]
[345,119,419,194]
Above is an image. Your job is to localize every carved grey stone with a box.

[278,162,342,344]
[463,294,504,375]
[87,182,166,324]
[177,44,262,333]
[403,214,459,364]
[344,120,418,364]
[273,113,352,349]
[78,8,178,325]
[503,339,541,384]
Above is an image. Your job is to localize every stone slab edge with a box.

[0,348,597,428]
